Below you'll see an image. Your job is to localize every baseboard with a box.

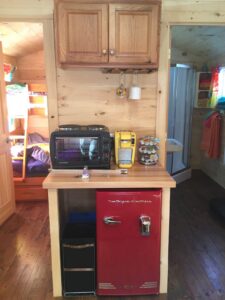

[173,168,192,184]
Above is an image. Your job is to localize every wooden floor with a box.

[1,170,225,300]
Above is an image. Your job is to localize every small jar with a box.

[138,136,159,165]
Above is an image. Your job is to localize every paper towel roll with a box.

[129,86,141,100]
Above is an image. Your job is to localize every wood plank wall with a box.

[16,50,46,84]
[2,0,225,170]
[6,50,49,139]
[201,118,225,189]
[57,69,158,139]
[191,108,225,189]
[28,83,49,138]
[3,51,45,84]
[190,108,202,170]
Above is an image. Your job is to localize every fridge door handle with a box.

[140,215,151,236]
[103,216,122,225]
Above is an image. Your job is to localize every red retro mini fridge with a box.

[96,189,162,296]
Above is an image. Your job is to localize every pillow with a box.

[30,146,51,165]
[27,157,49,173]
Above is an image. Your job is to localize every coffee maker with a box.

[114,131,136,168]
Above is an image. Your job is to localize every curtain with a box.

[209,66,225,109]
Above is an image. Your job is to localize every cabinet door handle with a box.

[109,49,115,56]
[104,216,121,225]
[63,243,94,249]
[102,49,108,55]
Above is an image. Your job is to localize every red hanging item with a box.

[201,112,222,159]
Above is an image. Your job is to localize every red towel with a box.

[200,112,222,158]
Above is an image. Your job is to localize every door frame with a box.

[0,16,58,219]
[0,17,59,135]
[0,41,16,225]
[156,2,225,168]
[156,2,225,293]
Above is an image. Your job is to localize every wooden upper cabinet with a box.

[56,2,108,63]
[109,4,159,65]
[55,0,161,68]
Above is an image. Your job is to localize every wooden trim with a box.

[0,42,8,135]
[0,3,53,19]
[43,165,176,189]
[157,3,225,169]
[58,63,158,70]
[0,17,58,135]
[15,187,48,202]
[160,187,170,294]
[156,22,170,168]
[48,189,62,297]
[55,0,161,5]
[43,19,59,134]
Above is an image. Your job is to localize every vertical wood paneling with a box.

[190,108,204,169]
[160,187,170,293]
[56,68,158,139]
[191,109,225,189]
[156,22,170,167]
[48,189,62,297]
[16,50,45,83]
[43,19,59,134]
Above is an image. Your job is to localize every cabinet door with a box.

[56,3,108,64]
[109,4,160,65]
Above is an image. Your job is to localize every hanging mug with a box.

[129,72,141,100]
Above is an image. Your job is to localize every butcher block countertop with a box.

[43,164,176,189]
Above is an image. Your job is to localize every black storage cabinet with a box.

[61,222,96,296]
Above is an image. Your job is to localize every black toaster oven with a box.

[50,125,111,169]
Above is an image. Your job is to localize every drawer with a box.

[62,242,95,268]
[63,269,95,295]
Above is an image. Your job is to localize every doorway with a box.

[0,21,50,201]
[167,25,225,187]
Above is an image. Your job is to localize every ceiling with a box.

[171,25,225,63]
[0,22,43,57]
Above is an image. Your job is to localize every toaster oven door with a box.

[55,136,99,164]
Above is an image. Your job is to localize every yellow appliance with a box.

[115,131,136,168]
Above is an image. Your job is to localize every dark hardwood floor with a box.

[1,170,225,300]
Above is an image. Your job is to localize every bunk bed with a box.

[7,83,49,201]
[12,132,50,201]
[12,132,50,177]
